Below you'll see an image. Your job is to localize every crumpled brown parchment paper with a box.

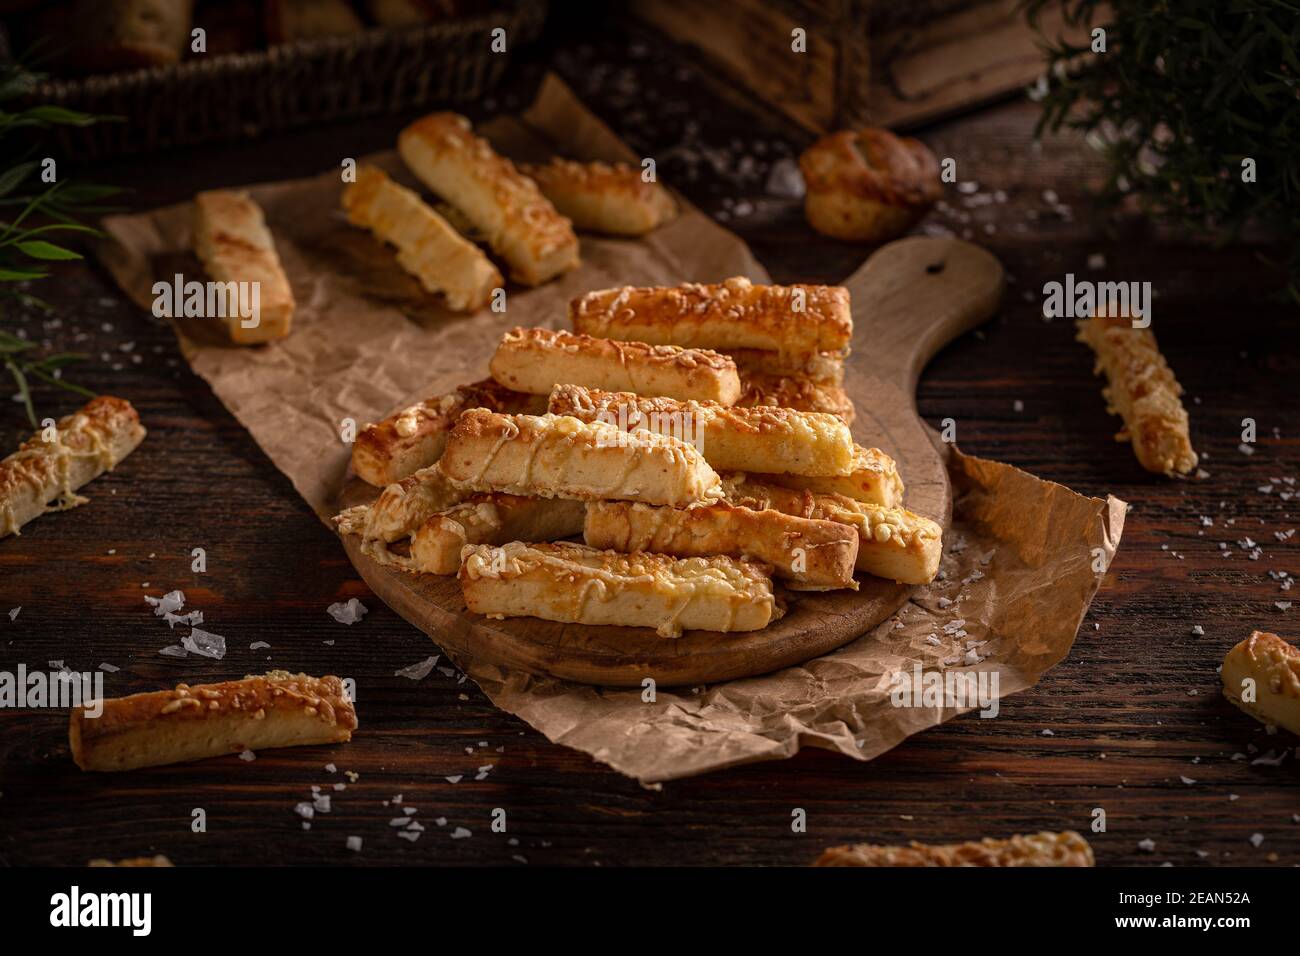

[97,73,1125,785]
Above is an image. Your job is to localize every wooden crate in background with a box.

[628,0,1090,132]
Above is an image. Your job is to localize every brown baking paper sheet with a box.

[97,73,1125,785]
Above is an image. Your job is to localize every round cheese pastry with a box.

[799,128,942,241]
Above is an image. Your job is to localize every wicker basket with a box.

[28,1,547,160]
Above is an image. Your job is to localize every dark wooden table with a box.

[1,23,1297,868]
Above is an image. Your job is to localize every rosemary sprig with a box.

[1024,0,1300,300]
[0,58,120,425]
[0,330,92,429]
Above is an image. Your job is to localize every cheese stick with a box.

[342,163,502,312]
[547,384,855,478]
[1076,315,1198,476]
[88,856,174,867]
[398,112,580,286]
[728,348,845,386]
[439,410,722,506]
[755,444,904,507]
[69,671,357,772]
[814,831,1094,867]
[192,189,295,344]
[1222,631,1300,735]
[720,474,941,584]
[570,276,852,355]
[410,494,585,574]
[489,327,742,404]
[334,464,470,571]
[1,396,145,539]
[518,158,676,236]
[735,371,855,424]
[459,541,779,637]
[352,378,542,487]
[584,500,858,591]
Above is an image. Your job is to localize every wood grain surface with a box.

[0,18,1296,867]
[337,236,1003,687]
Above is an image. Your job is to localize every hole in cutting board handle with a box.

[925,260,946,275]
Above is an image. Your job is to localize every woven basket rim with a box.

[33,0,546,98]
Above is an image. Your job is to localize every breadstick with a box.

[489,327,741,404]
[334,463,469,571]
[735,370,855,424]
[397,112,580,286]
[459,541,779,637]
[727,348,845,386]
[1076,315,1197,476]
[570,276,852,355]
[69,671,357,772]
[192,189,295,344]
[547,384,855,478]
[1,396,145,539]
[1221,631,1300,735]
[410,494,585,574]
[814,831,1094,867]
[720,474,941,584]
[351,378,542,487]
[754,444,903,507]
[438,410,722,507]
[584,500,858,591]
[342,163,502,312]
[518,158,676,236]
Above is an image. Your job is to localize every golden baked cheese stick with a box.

[519,158,676,236]
[735,370,855,424]
[755,444,903,507]
[439,410,722,506]
[547,384,855,478]
[459,541,780,637]
[398,112,580,286]
[814,831,1094,867]
[334,464,469,571]
[720,474,941,584]
[1221,631,1300,735]
[192,189,295,344]
[352,378,543,487]
[410,494,585,575]
[69,671,357,772]
[1,396,145,539]
[727,347,845,386]
[584,500,858,591]
[342,163,502,312]
[570,276,852,355]
[489,327,742,404]
[1076,315,1198,476]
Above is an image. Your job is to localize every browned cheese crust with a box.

[754,443,903,507]
[584,499,858,590]
[1221,630,1300,735]
[519,158,676,236]
[351,378,543,487]
[458,540,779,637]
[1,395,146,539]
[1076,315,1198,476]
[192,189,296,343]
[438,409,722,506]
[735,370,855,424]
[397,112,580,286]
[69,671,357,772]
[547,384,855,477]
[720,474,941,584]
[489,326,742,404]
[799,127,942,242]
[569,276,852,355]
[814,831,1094,867]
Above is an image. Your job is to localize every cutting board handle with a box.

[841,236,1005,401]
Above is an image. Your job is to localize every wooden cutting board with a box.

[339,236,1004,686]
